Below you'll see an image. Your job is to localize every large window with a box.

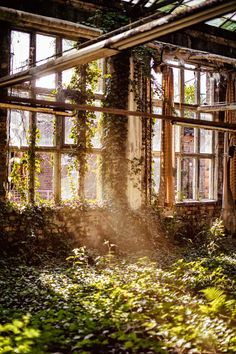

[8,30,103,204]
[152,61,216,202]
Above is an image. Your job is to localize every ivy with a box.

[101,51,130,206]
[86,10,129,33]
[64,60,100,201]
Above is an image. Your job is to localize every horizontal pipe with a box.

[2,96,236,132]
[0,102,73,116]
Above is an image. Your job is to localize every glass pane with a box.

[199,159,211,199]
[61,40,76,86]
[200,113,213,153]
[183,110,196,153]
[152,70,162,99]
[10,31,30,74]
[221,21,236,31]
[181,158,194,200]
[152,107,162,151]
[200,130,212,153]
[8,151,28,203]
[9,110,29,147]
[62,39,76,54]
[184,70,196,104]
[200,72,207,104]
[152,157,160,193]
[36,34,56,88]
[36,153,54,201]
[36,113,55,146]
[174,110,180,153]
[91,100,102,148]
[61,154,78,200]
[183,127,194,153]
[85,154,98,200]
[64,117,74,144]
[173,67,180,103]
[92,60,104,94]
[62,69,75,86]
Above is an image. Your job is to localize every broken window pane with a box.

[184,69,196,104]
[36,34,56,88]
[36,113,55,146]
[36,152,54,201]
[10,31,30,74]
[85,154,98,200]
[9,110,29,147]
[61,154,78,200]
[199,158,211,199]
[181,158,194,199]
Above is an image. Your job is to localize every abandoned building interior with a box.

[0,0,236,233]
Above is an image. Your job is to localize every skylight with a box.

[206,11,236,32]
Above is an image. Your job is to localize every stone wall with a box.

[175,201,221,220]
[0,204,168,259]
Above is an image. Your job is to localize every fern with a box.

[201,287,227,314]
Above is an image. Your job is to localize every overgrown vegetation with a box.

[1,216,236,353]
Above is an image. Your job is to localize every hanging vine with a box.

[64,61,100,200]
[9,127,41,204]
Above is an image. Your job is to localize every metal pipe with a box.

[2,96,236,132]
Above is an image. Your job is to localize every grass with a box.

[1,244,236,353]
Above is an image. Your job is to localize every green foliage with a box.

[207,218,226,255]
[101,52,130,204]
[1,247,236,353]
[185,83,195,104]
[87,10,129,32]
[0,315,41,354]
[9,129,41,205]
[64,61,100,200]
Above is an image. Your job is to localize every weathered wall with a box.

[175,201,221,219]
[0,204,169,258]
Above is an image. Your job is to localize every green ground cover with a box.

[1,245,236,354]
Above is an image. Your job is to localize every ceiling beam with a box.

[0,0,235,88]
[149,41,236,67]
[0,6,102,39]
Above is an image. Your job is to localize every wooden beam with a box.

[198,103,236,112]
[0,102,73,116]
[0,6,102,39]
[149,42,236,67]
[2,95,236,132]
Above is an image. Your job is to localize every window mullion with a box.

[54,36,63,203]
[28,32,36,205]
